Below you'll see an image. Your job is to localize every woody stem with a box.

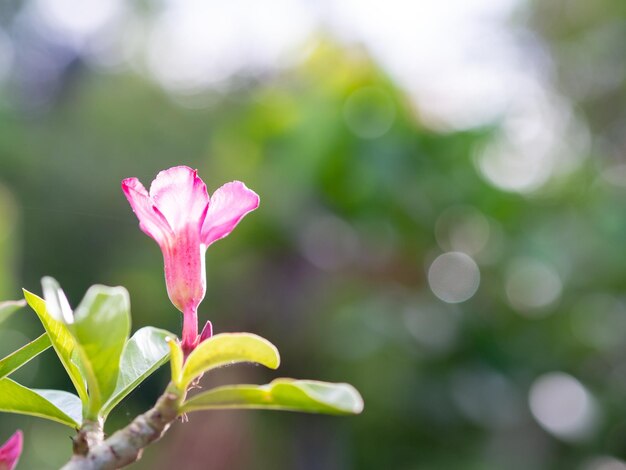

[60,382,186,470]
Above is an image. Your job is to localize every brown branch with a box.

[72,420,104,456]
[61,383,184,470]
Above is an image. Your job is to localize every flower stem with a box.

[181,306,198,358]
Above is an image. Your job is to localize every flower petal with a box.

[149,166,209,232]
[122,178,172,243]
[201,181,259,246]
[0,430,23,470]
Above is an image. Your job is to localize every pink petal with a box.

[0,430,23,470]
[201,181,259,246]
[122,178,172,243]
[149,166,209,232]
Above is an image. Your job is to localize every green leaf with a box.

[70,283,131,418]
[29,279,134,420]
[168,338,184,388]
[0,377,81,427]
[100,327,171,419]
[0,299,26,325]
[23,289,88,404]
[33,389,83,426]
[181,379,364,416]
[41,276,74,323]
[181,333,280,389]
[0,334,51,380]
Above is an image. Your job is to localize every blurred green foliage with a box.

[1,3,626,467]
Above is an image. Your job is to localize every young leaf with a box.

[0,300,26,325]
[23,289,88,404]
[168,338,184,388]
[100,327,171,419]
[181,333,280,389]
[0,334,51,380]
[0,378,81,427]
[181,379,364,416]
[41,276,74,323]
[70,284,131,417]
[34,389,83,426]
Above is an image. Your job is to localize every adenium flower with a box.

[122,166,259,354]
[0,430,22,470]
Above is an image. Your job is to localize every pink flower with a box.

[0,430,23,470]
[122,166,259,354]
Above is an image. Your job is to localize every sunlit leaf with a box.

[0,334,51,380]
[0,377,80,427]
[100,327,171,419]
[181,379,364,415]
[41,276,74,323]
[0,300,26,325]
[181,333,280,389]
[33,389,83,426]
[168,338,184,388]
[23,289,88,404]
[70,284,131,418]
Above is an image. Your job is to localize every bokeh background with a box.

[0,0,625,468]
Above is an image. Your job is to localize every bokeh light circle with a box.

[582,456,626,470]
[428,252,480,303]
[506,258,562,314]
[343,86,396,139]
[435,206,490,255]
[529,372,597,441]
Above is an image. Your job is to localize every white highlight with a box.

[146,0,314,93]
[529,372,597,441]
[33,0,123,47]
[428,252,480,303]
[19,0,588,192]
[583,456,626,470]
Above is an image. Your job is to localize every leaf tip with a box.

[21,288,34,301]
[269,343,281,370]
[348,386,364,414]
[21,289,41,311]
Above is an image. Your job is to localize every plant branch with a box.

[61,383,184,470]
[72,420,104,456]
